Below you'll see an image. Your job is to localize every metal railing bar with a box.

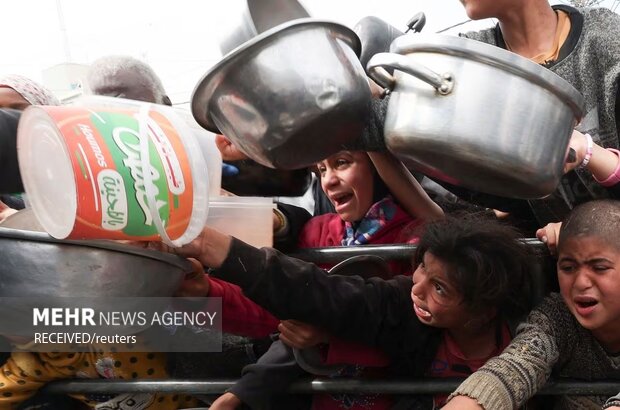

[42,378,620,396]
[289,239,547,264]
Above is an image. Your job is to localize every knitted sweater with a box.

[452,293,620,409]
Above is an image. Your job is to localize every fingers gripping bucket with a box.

[17,103,209,246]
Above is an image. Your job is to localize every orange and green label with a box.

[46,106,194,240]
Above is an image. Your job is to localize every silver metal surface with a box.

[0,227,190,299]
[353,16,404,73]
[192,19,371,169]
[368,34,585,199]
[42,378,620,396]
[219,0,310,56]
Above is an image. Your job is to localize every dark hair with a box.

[413,213,535,321]
[371,168,390,204]
[559,199,620,252]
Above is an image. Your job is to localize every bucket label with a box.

[46,106,194,241]
[97,169,128,230]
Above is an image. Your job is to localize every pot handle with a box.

[367,52,454,95]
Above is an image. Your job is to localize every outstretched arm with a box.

[169,227,417,350]
[368,151,443,221]
[444,299,561,409]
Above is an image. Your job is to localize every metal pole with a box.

[42,378,620,396]
[55,0,72,62]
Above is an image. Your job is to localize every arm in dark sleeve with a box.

[229,340,307,409]
[273,202,312,253]
[210,238,416,351]
[0,109,23,194]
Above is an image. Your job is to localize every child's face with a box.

[558,235,620,350]
[410,252,477,330]
[317,151,374,223]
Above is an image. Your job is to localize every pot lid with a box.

[389,34,585,120]
[191,18,362,133]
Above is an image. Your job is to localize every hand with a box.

[210,392,243,410]
[367,77,385,98]
[441,395,484,409]
[150,226,233,269]
[536,222,562,255]
[564,130,588,174]
[0,200,17,223]
[174,258,210,297]
[606,407,620,410]
[215,134,249,161]
[278,320,329,349]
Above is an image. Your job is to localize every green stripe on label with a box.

[173,195,179,209]
[75,149,88,180]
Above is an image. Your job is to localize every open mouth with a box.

[575,300,598,308]
[330,193,353,208]
[413,302,432,320]
[573,295,598,315]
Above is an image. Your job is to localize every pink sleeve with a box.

[208,277,279,338]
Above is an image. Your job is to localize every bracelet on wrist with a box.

[578,133,593,169]
[594,148,620,187]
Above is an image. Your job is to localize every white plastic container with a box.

[173,108,222,197]
[206,196,275,247]
[18,96,209,246]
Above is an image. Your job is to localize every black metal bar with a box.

[42,378,620,396]
[289,244,418,263]
[289,239,547,264]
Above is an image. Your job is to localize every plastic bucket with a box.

[17,100,209,246]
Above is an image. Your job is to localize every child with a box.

[206,149,442,409]
[444,199,620,409]
[172,214,536,409]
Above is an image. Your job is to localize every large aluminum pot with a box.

[367,34,585,199]
[192,19,371,169]
[0,226,190,334]
[0,227,189,298]
[219,0,310,55]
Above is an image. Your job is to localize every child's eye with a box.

[558,264,576,274]
[433,282,445,295]
[335,159,349,168]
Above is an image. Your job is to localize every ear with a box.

[162,95,172,106]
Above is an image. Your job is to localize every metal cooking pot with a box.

[192,19,371,169]
[0,227,190,334]
[354,16,405,73]
[367,34,585,199]
[219,0,310,55]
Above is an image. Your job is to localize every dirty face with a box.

[317,151,375,223]
[410,252,485,331]
[558,235,620,351]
